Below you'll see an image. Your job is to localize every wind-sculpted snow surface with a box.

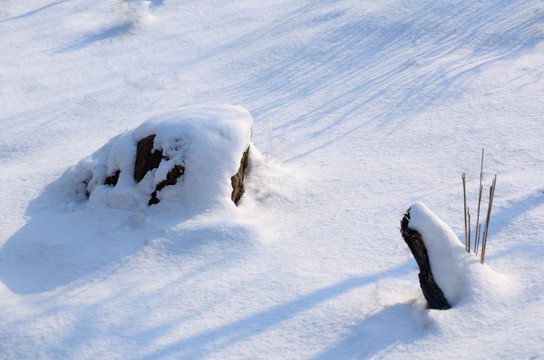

[1,0,544,359]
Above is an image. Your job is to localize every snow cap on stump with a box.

[407,202,473,307]
[70,105,253,211]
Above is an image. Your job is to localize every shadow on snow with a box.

[137,262,418,360]
[0,178,253,295]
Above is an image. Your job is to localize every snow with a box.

[1,0,544,359]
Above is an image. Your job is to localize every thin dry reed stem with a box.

[480,175,497,264]
[462,173,468,252]
[474,149,485,255]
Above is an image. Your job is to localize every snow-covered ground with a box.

[1,0,544,358]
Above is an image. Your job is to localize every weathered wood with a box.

[400,208,451,310]
[134,135,163,183]
[230,146,250,204]
[134,135,186,205]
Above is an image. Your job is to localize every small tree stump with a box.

[400,208,451,310]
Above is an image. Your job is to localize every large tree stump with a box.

[99,134,249,206]
[77,105,254,209]
[400,208,451,310]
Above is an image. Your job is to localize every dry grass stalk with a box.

[461,149,497,263]
[475,222,482,255]
[480,175,497,264]
[462,173,468,252]
[467,207,471,253]
[474,149,485,255]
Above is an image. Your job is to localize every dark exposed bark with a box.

[231,146,250,205]
[400,208,451,310]
[134,135,163,183]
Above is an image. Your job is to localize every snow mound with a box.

[408,202,508,307]
[57,105,253,211]
[0,105,259,295]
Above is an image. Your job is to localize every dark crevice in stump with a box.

[148,164,185,205]
[400,208,451,310]
[231,146,250,205]
[105,170,120,186]
[83,178,91,198]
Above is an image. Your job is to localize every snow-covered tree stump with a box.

[71,105,253,210]
[400,207,451,310]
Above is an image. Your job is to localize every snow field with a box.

[1,0,544,359]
